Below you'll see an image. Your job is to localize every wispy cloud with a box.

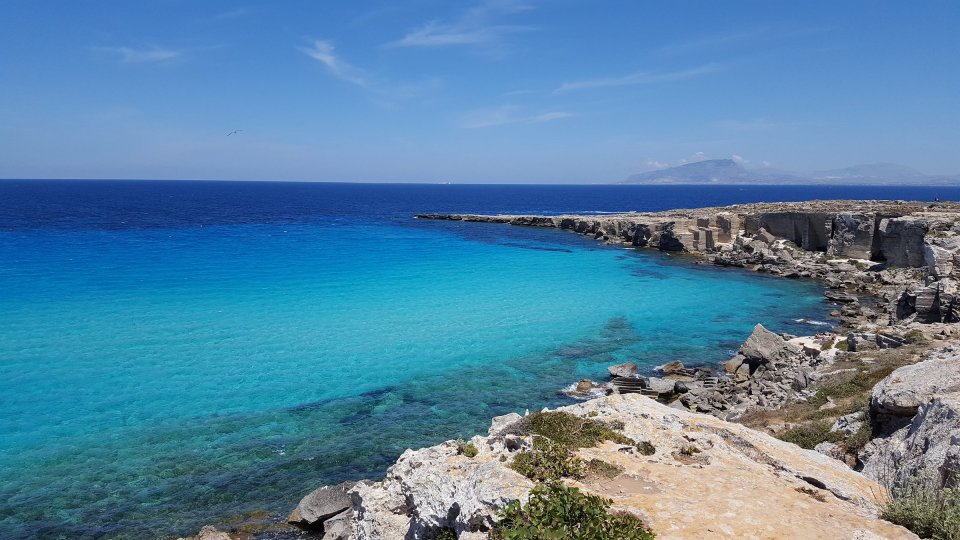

[556,63,723,93]
[96,46,181,63]
[460,105,572,129]
[299,40,367,86]
[387,0,535,49]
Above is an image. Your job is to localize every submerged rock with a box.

[175,526,232,540]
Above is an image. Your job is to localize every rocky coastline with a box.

[180,200,960,540]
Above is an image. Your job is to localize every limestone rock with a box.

[351,439,534,539]
[863,395,960,489]
[728,323,802,374]
[645,376,676,395]
[831,412,865,436]
[877,217,928,267]
[347,395,917,539]
[289,481,356,530]
[322,509,353,540]
[846,332,878,352]
[924,235,960,279]
[755,227,777,245]
[608,362,638,378]
[871,354,960,417]
[658,360,687,376]
[488,413,522,436]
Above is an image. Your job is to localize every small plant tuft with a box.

[902,330,928,345]
[678,445,701,456]
[491,483,655,540]
[585,458,624,479]
[457,440,479,458]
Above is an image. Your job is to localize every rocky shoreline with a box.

[180,200,960,540]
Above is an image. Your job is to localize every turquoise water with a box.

[0,182,836,539]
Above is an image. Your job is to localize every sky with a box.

[0,0,958,183]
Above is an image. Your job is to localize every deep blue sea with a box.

[2,181,958,539]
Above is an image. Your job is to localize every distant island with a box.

[622,159,960,185]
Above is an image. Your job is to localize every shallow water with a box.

[0,181,895,538]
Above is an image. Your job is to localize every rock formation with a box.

[340,395,915,539]
[862,344,960,489]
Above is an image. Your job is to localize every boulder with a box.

[645,376,676,395]
[825,290,858,303]
[731,323,802,372]
[608,362,638,378]
[755,227,777,245]
[289,481,357,531]
[846,332,878,352]
[321,509,353,540]
[658,360,687,376]
[871,354,960,417]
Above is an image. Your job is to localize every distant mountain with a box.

[623,160,959,185]
[623,159,803,185]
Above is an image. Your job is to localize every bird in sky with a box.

[227,129,242,136]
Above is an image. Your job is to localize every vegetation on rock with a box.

[491,483,655,540]
[883,480,960,540]
[457,440,479,458]
[514,411,634,448]
[510,438,585,482]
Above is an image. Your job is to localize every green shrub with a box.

[903,330,928,344]
[457,440,479,458]
[491,483,655,540]
[515,411,633,449]
[585,458,624,479]
[678,445,701,456]
[883,482,960,540]
[510,438,585,482]
[776,420,842,450]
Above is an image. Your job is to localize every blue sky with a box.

[0,0,958,182]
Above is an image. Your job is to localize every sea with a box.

[2,180,958,539]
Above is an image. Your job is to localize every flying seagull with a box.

[227,129,242,136]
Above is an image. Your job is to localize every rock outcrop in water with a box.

[321,395,914,539]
